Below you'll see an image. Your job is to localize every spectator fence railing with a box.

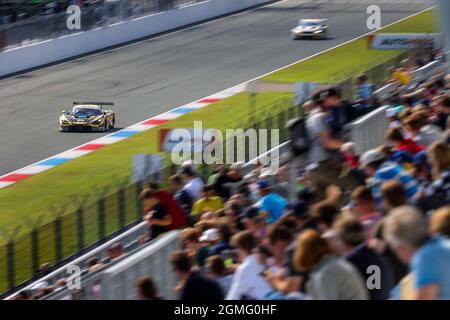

[41,230,181,300]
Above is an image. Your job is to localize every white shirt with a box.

[183,177,204,202]
[226,254,273,300]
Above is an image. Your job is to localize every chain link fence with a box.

[0,0,204,50]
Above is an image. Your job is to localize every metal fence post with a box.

[76,207,85,251]
[97,197,106,242]
[118,187,126,229]
[54,217,63,263]
[7,240,15,290]
[31,229,39,274]
[135,182,143,219]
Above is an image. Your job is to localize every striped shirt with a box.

[371,161,419,206]
[425,169,450,201]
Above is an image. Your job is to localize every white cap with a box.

[360,149,385,168]
[199,228,219,242]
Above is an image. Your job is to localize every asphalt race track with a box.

[0,0,432,175]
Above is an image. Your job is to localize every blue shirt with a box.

[411,235,450,299]
[259,192,288,224]
[371,161,419,207]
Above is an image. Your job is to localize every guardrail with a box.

[4,220,148,300]
[43,230,181,300]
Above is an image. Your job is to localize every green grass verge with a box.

[262,10,437,84]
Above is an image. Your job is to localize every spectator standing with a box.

[171,251,224,301]
[353,74,375,116]
[169,174,193,225]
[384,206,450,299]
[181,165,205,202]
[139,190,172,241]
[306,87,357,201]
[146,183,188,230]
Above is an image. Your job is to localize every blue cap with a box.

[256,179,270,190]
[413,151,430,167]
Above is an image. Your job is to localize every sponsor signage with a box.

[367,33,442,50]
[159,128,220,153]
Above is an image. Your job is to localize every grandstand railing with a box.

[1,48,435,297]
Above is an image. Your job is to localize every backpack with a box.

[287,114,310,157]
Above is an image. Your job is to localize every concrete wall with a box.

[0,0,272,77]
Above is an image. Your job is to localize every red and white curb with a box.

[0,84,246,189]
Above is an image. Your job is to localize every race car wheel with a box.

[111,117,115,129]
[103,121,108,132]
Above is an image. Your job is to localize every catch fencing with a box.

[0,0,204,51]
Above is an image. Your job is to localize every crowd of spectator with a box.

[10,51,450,301]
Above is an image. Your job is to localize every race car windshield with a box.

[72,108,102,117]
[300,21,321,26]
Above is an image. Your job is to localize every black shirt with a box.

[181,271,225,301]
[148,202,169,240]
[434,111,450,131]
[214,174,244,199]
[346,243,395,300]
[174,189,193,224]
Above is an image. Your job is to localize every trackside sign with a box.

[367,33,442,50]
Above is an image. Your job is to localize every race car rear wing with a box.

[73,102,114,109]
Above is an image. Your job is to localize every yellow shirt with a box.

[192,197,224,216]
[393,70,411,85]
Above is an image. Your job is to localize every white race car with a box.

[291,19,329,39]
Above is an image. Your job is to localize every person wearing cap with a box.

[360,148,419,208]
[181,165,205,202]
[191,185,224,220]
[386,107,402,129]
[256,179,288,225]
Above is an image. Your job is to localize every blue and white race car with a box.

[291,19,329,39]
